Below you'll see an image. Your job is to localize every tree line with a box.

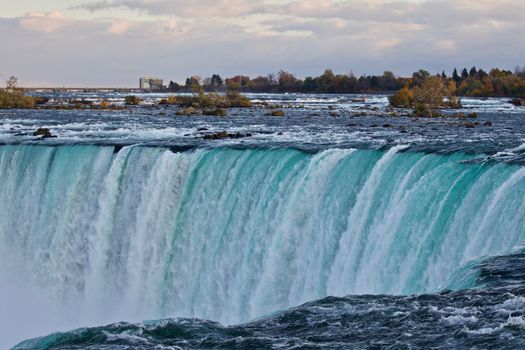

[167,67,525,97]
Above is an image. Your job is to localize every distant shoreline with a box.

[19,89,524,99]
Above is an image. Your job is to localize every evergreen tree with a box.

[469,66,478,76]
[441,71,447,79]
[168,81,180,92]
[210,74,223,87]
[477,69,488,79]
[461,68,469,79]
[452,68,461,84]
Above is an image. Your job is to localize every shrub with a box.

[203,108,228,116]
[412,104,442,118]
[159,96,178,105]
[175,92,251,109]
[225,92,252,108]
[0,90,36,109]
[389,87,413,108]
[390,76,461,117]
[413,104,431,117]
[124,95,141,105]
[100,100,111,109]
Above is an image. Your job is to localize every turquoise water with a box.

[1,145,524,345]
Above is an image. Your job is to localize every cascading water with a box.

[1,144,525,347]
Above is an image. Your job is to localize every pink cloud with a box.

[19,11,71,33]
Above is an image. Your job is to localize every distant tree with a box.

[277,70,298,92]
[5,76,18,92]
[383,71,395,80]
[515,66,525,78]
[477,69,488,79]
[317,69,336,92]
[469,66,478,76]
[210,74,223,87]
[302,76,317,92]
[168,81,180,92]
[452,68,461,85]
[441,71,447,79]
[413,76,450,108]
[225,75,252,91]
[185,76,201,92]
[461,68,469,79]
[251,75,275,92]
[412,69,430,86]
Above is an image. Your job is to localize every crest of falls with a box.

[1,144,524,336]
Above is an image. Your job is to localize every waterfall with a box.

[1,144,524,338]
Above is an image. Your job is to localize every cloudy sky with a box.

[0,0,524,87]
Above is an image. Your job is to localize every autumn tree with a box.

[0,76,36,109]
[277,70,298,92]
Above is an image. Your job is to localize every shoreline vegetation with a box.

[168,67,525,98]
[1,67,524,118]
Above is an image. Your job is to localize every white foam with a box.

[441,315,478,325]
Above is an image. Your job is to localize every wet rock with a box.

[203,131,252,140]
[176,107,199,116]
[483,121,493,126]
[203,131,229,139]
[383,124,393,128]
[510,98,524,106]
[33,128,56,138]
[203,108,228,117]
[267,110,285,117]
[229,132,252,139]
[464,122,475,128]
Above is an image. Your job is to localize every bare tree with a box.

[5,76,18,92]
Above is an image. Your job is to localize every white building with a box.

[140,77,164,90]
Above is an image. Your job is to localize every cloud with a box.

[0,0,524,86]
[19,11,71,32]
[434,39,457,53]
[107,20,133,35]
[74,0,265,18]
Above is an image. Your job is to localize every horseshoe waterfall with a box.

[2,144,525,348]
